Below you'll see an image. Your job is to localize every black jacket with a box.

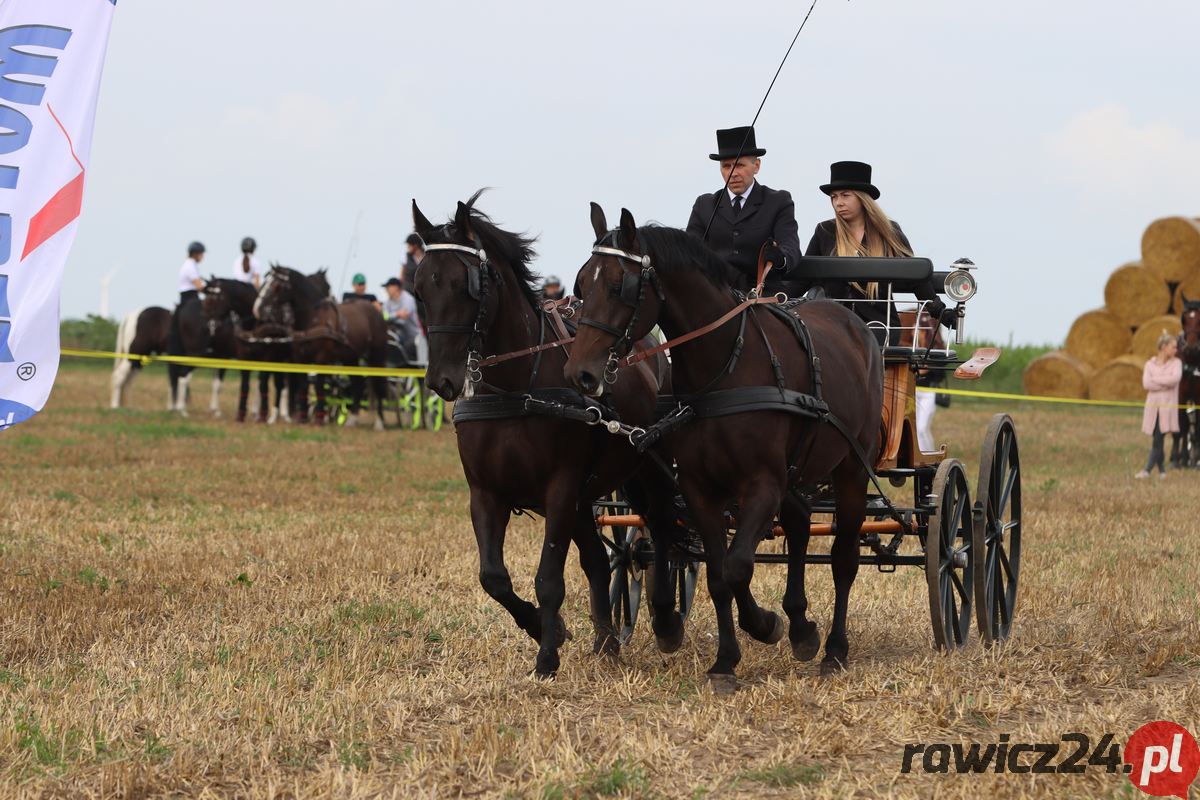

[686,181,801,290]
[800,219,944,340]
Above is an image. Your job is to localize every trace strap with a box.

[621,294,783,368]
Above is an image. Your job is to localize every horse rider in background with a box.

[233,236,263,290]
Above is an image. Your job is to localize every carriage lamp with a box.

[944,268,977,304]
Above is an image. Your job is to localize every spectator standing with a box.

[1136,333,1182,479]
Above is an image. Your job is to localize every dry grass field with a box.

[1,363,1197,799]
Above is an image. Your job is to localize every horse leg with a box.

[683,485,741,693]
[167,364,179,411]
[277,373,291,423]
[624,468,685,653]
[111,358,133,409]
[470,489,542,643]
[178,369,192,417]
[372,375,387,432]
[294,374,310,423]
[346,375,366,427]
[780,491,821,661]
[569,501,619,658]
[237,371,251,422]
[210,368,224,418]
[533,483,581,678]
[726,476,786,646]
[822,461,868,676]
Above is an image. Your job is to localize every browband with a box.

[426,243,487,261]
[592,245,650,268]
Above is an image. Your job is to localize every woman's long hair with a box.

[833,190,912,298]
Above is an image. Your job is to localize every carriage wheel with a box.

[973,414,1021,645]
[925,458,974,650]
[605,520,648,645]
[426,389,445,432]
[672,557,700,622]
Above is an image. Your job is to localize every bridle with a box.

[578,231,664,384]
[422,239,497,386]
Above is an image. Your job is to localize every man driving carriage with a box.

[686,126,798,294]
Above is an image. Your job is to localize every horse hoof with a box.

[531,669,557,681]
[344,415,359,429]
[819,658,847,678]
[764,611,786,645]
[594,633,620,658]
[655,613,685,654]
[374,419,385,432]
[791,628,822,662]
[707,673,738,696]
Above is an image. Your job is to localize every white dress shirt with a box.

[727,180,756,209]
[178,257,202,292]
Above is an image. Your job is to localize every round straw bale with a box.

[1064,309,1132,369]
[1131,315,1182,359]
[1087,354,1147,403]
[1171,271,1200,313]
[1103,262,1170,327]
[1022,351,1092,399]
[1142,217,1200,283]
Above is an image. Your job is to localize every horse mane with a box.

[636,225,741,289]
[271,264,324,307]
[421,189,541,308]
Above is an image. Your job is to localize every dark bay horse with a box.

[166,296,216,416]
[203,278,293,423]
[255,265,387,428]
[1173,297,1200,467]
[412,193,680,679]
[111,306,170,408]
[566,209,882,689]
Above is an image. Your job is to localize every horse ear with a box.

[412,200,434,235]
[455,201,474,243]
[618,208,638,250]
[589,202,607,244]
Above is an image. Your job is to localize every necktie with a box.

[732,195,743,216]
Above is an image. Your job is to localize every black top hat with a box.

[819,161,880,200]
[709,126,766,161]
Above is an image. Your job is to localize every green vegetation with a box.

[60,315,119,352]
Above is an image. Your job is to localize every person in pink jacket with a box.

[1136,333,1183,479]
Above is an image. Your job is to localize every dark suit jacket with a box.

[799,219,944,341]
[686,181,801,290]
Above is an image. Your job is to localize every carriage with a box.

[594,255,1021,652]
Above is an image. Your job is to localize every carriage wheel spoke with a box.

[998,465,1018,514]
[998,545,1015,583]
[949,567,967,602]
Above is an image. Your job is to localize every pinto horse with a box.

[566,208,883,689]
[111,306,171,408]
[255,265,387,428]
[412,193,679,679]
[1173,297,1200,467]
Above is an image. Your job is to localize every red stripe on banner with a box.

[21,105,86,261]
[21,171,84,260]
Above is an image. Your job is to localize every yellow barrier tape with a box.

[916,385,1192,411]
[61,348,427,378]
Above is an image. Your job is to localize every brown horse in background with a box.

[566,208,883,690]
[255,265,388,428]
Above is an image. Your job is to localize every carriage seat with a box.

[787,256,934,291]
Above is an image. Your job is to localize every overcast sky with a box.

[64,0,1200,345]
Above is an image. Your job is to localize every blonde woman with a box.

[803,161,954,343]
[1136,333,1182,479]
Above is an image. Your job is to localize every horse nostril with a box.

[578,370,598,393]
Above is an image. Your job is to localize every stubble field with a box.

[0,363,1197,799]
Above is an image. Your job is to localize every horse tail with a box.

[110,309,141,408]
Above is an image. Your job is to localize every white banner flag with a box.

[0,0,116,431]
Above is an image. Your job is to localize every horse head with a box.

[565,205,663,397]
[411,191,539,401]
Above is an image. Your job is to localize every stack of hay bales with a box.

[1024,216,1200,401]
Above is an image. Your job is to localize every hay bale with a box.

[1088,355,1146,403]
[1131,315,1182,359]
[1171,272,1200,313]
[1064,309,1132,369]
[1104,261,1170,327]
[1142,217,1200,283]
[1023,351,1092,399]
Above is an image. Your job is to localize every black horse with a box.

[166,295,215,417]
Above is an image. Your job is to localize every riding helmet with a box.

[188,241,206,256]
[241,237,257,253]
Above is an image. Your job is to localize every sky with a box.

[62,0,1200,345]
